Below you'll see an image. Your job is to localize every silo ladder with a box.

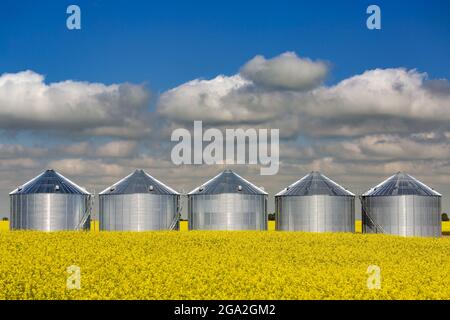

[168,213,180,231]
[360,196,385,234]
[168,201,182,231]
[76,195,93,231]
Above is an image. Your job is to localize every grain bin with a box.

[188,169,268,230]
[361,172,441,237]
[99,169,180,231]
[275,171,355,232]
[9,169,92,231]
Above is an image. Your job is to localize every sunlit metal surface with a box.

[188,170,268,230]
[9,170,91,231]
[275,172,355,232]
[361,172,442,237]
[99,170,180,231]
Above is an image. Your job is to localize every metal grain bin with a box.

[99,169,180,231]
[361,172,441,237]
[188,169,268,230]
[9,169,92,231]
[275,172,355,232]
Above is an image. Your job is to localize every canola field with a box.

[0,225,449,300]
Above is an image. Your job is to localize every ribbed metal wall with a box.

[99,194,179,231]
[188,194,267,230]
[275,195,355,232]
[9,193,90,231]
[361,195,441,237]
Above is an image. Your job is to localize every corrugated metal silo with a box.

[9,169,92,231]
[275,171,355,232]
[188,169,268,230]
[361,172,441,237]
[99,169,180,231]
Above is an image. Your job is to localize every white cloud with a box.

[308,68,450,121]
[311,134,450,161]
[158,59,450,139]
[240,52,328,91]
[96,140,138,158]
[0,144,47,159]
[0,70,150,135]
[158,75,255,123]
[0,158,39,170]
[47,158,126,178]
[60,142,91,156]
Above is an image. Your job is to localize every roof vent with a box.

[199,186,204,192]
[18,187,23,192]
[55,185,60,192]
[238,185,243,191]
[110,186,116,192]
[149,185,154,192]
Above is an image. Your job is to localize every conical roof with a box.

[362,172,441,197]
[9,169,90,195]
[275,171,354,197]
[188,169,267,195]
[100,169,179,195]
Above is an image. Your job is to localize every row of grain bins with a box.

[8,169,443,237]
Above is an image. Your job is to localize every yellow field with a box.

[180,220,188,232]
[443,221,450,234]
[3,219,447,234]
[355,220,362,233]
[0,221,8,232]
[89,220,100,232]
[0,230,449,300]
[179,220,276,231]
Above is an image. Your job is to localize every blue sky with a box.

[1,0,449,92]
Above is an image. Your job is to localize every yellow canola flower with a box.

[443,221,450,234]
[0,221,8,232]
[0,230,449,300]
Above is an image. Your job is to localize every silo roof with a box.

[188,169,267,195]
[275,171,354,197]
[362,172,441,197]
[99,169,179,195]
[9,169,90,195]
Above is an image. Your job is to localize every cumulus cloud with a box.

[158,55,450,139]
[158,75,254,124]
[47,158,126,178]
[295,68,450,138]
[0,144,47,159]
[0,70,151,135]
[96,140,138,158]
[240,52,328,91]
[309,134,450,162]
[308,68,450,121]
[157,52,328,127]
[0,158,39,170]
[59,142,91,156]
